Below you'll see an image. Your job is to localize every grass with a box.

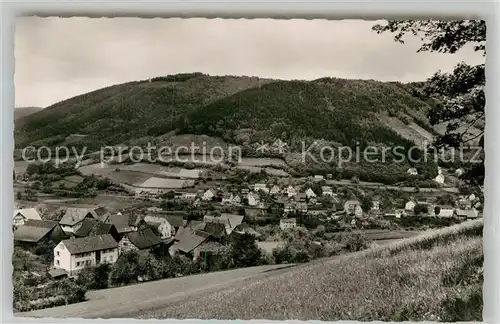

[142,219,483,321]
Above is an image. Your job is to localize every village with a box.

[13,160,482,287]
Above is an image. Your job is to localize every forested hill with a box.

[14,73,436,150]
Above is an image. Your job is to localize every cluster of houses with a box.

[13,204,252,278]
[12,178,482,279]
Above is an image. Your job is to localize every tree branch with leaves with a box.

[372,20,486,186]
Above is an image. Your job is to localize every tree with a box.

[360,195,372,212]
[16,191,22,201]
[373,20,485,186]
[434,206,441,216]
[230,233,262,268]
[414,203,429,215]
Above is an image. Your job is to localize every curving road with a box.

[18,263,298,319]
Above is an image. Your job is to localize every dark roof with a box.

[108,214,133,233]
[59,207,96,226]
[174,228,210,253]
[186,220,206,231]
[74,218,99,237]
[14,220,58,243]
[165,215,185,227]
[126,228,162,249]
[48,268,68,278]
[204,222,226,238]
[92,206,111,222]
[61,234,118,254]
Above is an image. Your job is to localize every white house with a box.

[143,216,172,239]
[202,189,215,201]
[405,199,417,211]
[221,193,232,205]
[468,193,476,201]
[286,186,297,198]
[455,168,465,177]
[344,200,361,215]
[313,175,324,182]
[434,174,445,184]
[181,192,197,200]
[279,218,297,230]
[305,188,317,198]
[270,185,281,195]
[233,194,242,205]
[53,234,118,276]
[13,208,42,226]
[247,192,260,206]
[254,183,269,194]
[371,200,381,211]
[407,168,418,176]
[321,186,333,196]
[435,207,454,218]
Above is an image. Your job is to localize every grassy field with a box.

[143,219,483,321]
[239,157,287,168]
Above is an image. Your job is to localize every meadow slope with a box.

[139,219,483,322]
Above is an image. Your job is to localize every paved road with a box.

[18,263,297,319]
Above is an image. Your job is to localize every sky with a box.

[15,17,485,108]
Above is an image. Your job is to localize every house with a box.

[247,192,260,206]
[456,196,473,209]
[144,216,172,239]
[313,175,325,182]
[270,185,281,195]
[14,219,66,246]
[284,201,295,213]
[280,218,297,230]
[305,188,317,198]
[53,234,119,276]
[294,193,307,202]
[172,227,211,259]
[231,193,241,205]
[286,185,297,197]
[435,207,454,218]
[202,189,215,201]
[13,208,42,226]
[405,199,417,211]
[59,207,97,234]
[221,193,232,205]
[344,200,361,215]
[254,183,269,194]
[321,186,333,196]
[371,200,381,211]
[455,168,465,177]
[165,215,187,235]
[468,193,476,201]
[434,174,445,184]
[454,208,479,219]
[73,218,120,242]
[106,213,148,237]
[118,227,163,255]
[90,206,112,223]
[407,167,418,176]
[181,192,197,200]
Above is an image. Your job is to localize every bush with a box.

[342,232,369,252]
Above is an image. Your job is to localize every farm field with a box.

[78,163,114,177]
[137,177,194,189]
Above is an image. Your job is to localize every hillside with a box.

[14,73,437,150]
[140,219,483,321]
[14,107,43,120]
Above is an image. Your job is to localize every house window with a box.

[55,260,60,265]
[76,261,81,267]
[86,260,91,266]
[56,251,60,256]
